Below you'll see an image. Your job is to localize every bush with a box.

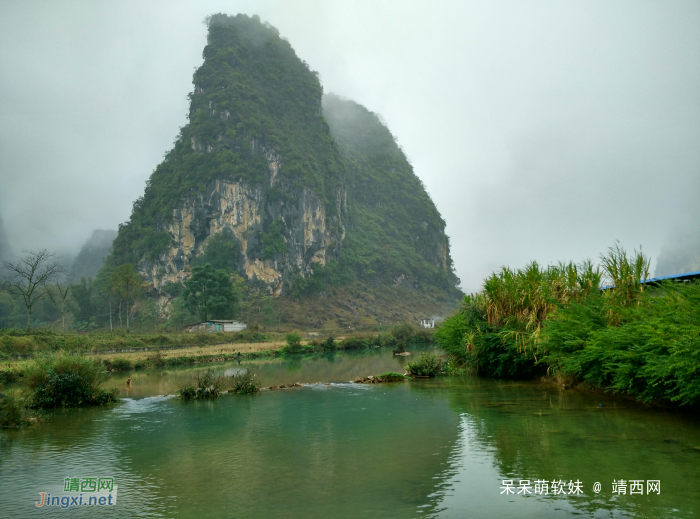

[177,369,224,399]
[282,332,304,354]
[103,358,135,372]
[148,350,165,368]
[543,281,700,405]
[0,393,38,428]
[391,323,417,342]
[376,371,406,382]
[0,368,21,384]
[24,354,119,409]
[230,369,261,394]
[406,353,444,377]
[321,335,336,351]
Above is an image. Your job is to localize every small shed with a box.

[419,318,435,329]
[184,320,248,333]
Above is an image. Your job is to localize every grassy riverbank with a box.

[0,325,434,427]
[436,244,700,407]
[0,329,276,357]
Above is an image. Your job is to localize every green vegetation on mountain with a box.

[0,14,461,334]
[322,94,460,295]
[108,13,345,267]
[192,228,240,270]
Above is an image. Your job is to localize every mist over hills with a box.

[103,13,460,324]
[0,214,11,261]
[71,229,118,280]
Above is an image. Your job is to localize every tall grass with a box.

[543,280,700,405]
[436,244,700,405]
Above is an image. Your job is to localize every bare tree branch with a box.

[2,249,65,331]
[45,279,71,332]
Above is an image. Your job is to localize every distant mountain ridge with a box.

[71,229,117,280]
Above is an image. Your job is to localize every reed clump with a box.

[178,369,225,399]
[229,369,261,394]
[436,243,700,406]
[406,353,444,377]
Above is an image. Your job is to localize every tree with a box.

[70,277,96,327]
[93,267,116,331]
[2,249,64,331]
[183,264,238,322]
[110,264,143,332]
[194,228,240,271]
[45,280,71,332]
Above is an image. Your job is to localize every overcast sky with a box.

[1,0,698,292]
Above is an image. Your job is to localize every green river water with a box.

[1,347,699,518]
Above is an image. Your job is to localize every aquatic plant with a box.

[23,353,118,409]
[229,369,261,394]
[406,354,444,377]
[177,369,225,399]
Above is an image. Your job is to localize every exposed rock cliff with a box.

[149,174,344,289]
[107,14,346,293]
[106,14,460,319]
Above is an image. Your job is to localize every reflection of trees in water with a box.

[283,357,303,372]
[425,378,699,518]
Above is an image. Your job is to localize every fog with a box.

[1,0,698,292]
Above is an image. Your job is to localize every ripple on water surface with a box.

[1,350,699,518]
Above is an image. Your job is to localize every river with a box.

[1,347,699,518]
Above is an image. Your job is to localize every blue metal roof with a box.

[601,270,700,290]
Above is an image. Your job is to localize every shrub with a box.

[148,350,165,368]
[177,369,224,399]
[24,354,119,409]
[376,371,406,382]
[112,358,135,372]
[406,353,444,377]
[341,336,370,350]
[0,368,21,384]
[321,335,336,351]
[282,332,303,354]
[391,323,416,343]
[103,358,135,372]
[230,369,261,394]
[0,393,38,428]
[542,280,700,405]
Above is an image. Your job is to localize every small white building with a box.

[184,320,248,333]
[419,318,435,329]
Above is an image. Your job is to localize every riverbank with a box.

[435,245,700,408]
[0,329,280,358]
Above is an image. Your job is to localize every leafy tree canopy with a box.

[193,228,241,271]
[183,264,240,322]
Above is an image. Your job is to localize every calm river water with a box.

[1,347,699,518]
